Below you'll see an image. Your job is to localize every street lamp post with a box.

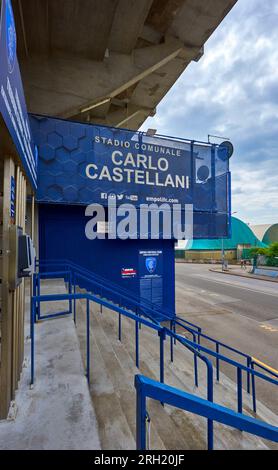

[222,211,237,271]
[221,238,225,271]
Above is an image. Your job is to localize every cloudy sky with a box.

[142,0,278,225]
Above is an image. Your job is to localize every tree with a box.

[266,242,278,258]
[248,247,267,257]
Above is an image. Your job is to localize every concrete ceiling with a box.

[12,0,237,130]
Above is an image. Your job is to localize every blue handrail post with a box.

[32,272,36,297]
[86,298,90,385]
[137,308,142,331]
[135,377,147,450]
[37,273,41,321]
[194,352,198,388]
[247,357,251,394]
[118,313,122,342]
[237,367,243,414]
[32,273,37,322]
[100,287,103,314]
[170,321,174,363]
[135,318,140,368]
[198,328,201,346]
[68,270,72,314]
[30,297,35,386]
[216,343,220,382]
[206,357,214,450]
[118,297,122,342]
[251,362,257,413]
[73,272,76,325]
[159,329,166,384]
[192,331,198,388]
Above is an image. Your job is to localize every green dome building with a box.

[251,224,278,246]
[178,217,267,262]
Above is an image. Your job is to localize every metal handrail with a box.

[37,258,274,397]
[166,328,214,449]
[36,262,257,385]
[36,259,178,323]
[36,259,253,367]
[33,263,278,417]
[135,375,278,450]
[30,291,164,387]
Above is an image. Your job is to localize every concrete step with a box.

[78,300,203,449]
[117,314,265,449]
[75,295,276,450]
[101,307,268,450]
[90,304,167,450]
[92,304,205,449]
[106,304,277,427]
[75,299,136,450]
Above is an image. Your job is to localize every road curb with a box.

[209,269,278,283]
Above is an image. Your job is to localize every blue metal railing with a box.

[30,288,217,447]
[34,261,257,400]
[172,317,253,393]
[165,329,278,415]
[30,291,164,387]
[135,375,278,450]
[36,259,178,323]
[35,260,278,389]
[35,260,250,367]
[30,280,278,449]
[33,260,278,417]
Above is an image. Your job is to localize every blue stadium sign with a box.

[0,0,38,189]
[30,114,231,238]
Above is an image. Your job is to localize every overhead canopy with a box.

[13,0,237,130]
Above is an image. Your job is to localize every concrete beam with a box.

[108,0,153,54]
[20,37,184,119]
[169,0,238,48]
[146,0,185,34]
[139,24,164,45]
[104,104,156,128]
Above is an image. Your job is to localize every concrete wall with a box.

[176,250,236,262]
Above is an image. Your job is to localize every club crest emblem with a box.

[146,257,157,274]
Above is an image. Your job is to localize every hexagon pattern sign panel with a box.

[30,114,231,239]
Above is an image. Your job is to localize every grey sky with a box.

[142,0,278,225]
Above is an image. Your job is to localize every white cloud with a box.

[141,0,278,225]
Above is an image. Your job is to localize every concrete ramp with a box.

[0,282,101,450]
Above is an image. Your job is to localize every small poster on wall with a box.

[139,250,163,306]
[121,268,137,279]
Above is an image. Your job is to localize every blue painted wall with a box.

[39,204,175,316]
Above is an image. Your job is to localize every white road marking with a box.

[191,274,278,298]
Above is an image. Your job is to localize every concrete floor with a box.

[175,263,278,414]
[0,281,101,450]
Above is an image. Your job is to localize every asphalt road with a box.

[175,263,278,415]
